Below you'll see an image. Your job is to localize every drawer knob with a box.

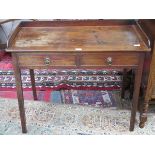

[44,57,51,65]
[106,57,113,65]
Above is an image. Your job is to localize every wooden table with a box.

[6,20,150,133]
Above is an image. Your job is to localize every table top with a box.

[6,20,151,52]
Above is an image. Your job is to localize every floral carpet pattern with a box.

[0,98,155,135]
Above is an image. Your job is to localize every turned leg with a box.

[30,69,37,100]
[129,55,144,131]
[121,68,127,99]
[12,53,27,133]
[139,52,155,128]
[139,99,149,128]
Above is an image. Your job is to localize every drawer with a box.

[80,53,139,67]
[18,54,76,67]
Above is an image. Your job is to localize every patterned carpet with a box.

[0,90,119,107]
[0,69,122,90]
[0,97,155,135]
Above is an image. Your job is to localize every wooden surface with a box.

[138,20,155,128]
[16,52,140,69]
[12,53,27,133]
[6,20,151,133]
[138,20,155,101]
[138,20,155,41]
[130,54,145,131]
[7,24,150,52]
[152,87,155,98]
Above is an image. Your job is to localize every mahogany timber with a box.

[138,20,155,128]
[16,52,140,69]
[5,20,151,133]
[7,21,150,52]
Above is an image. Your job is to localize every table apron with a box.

[15,52,143,69]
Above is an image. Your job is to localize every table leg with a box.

[139,74,153,128]
[30,69,37,100]
[121,68,127,99]
[129,55,144,131]
[12,54,27,133]
[129,70,134,100]
[139,100,149,128]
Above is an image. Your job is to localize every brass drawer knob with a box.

[44,57,51,65]
[106,57,112,65]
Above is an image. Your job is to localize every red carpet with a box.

[0,90,52,102]
[0,89,117,108]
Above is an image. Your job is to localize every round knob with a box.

[106,57,112,66]
[44,57,51,65]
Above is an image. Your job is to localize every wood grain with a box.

[6,23,150,52]
[30,69,37,100]
[80,53,139,67]
[130,53,145,131]
[18,54,77,67]
[138,20,155,128]
[12,53,27,133]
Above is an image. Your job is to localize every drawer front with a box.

[18,54,76,67]
[18,52,139,68]
[80,53,139,67]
